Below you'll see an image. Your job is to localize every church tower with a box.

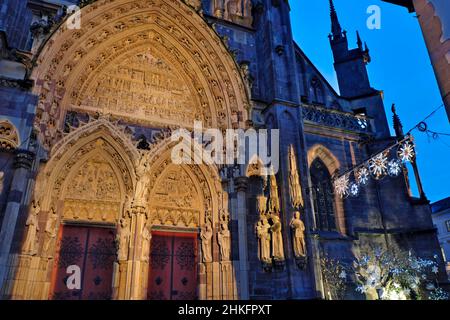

[328,0,372,98]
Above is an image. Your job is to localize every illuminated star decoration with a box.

[368,152,388,180]
[349,183,359,197]
[334,174,349,198]
[356,167,370,185]
[397,140,415,163]
[388,159,402,177]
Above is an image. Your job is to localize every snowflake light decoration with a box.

[397,140,415,163]
[388,159,402,177]
[334,174,349,198]
[368,152,388,179]
[356,167,370,185]
[349,183,359,197]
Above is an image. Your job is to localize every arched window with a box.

[310,158,336,232]
[311,77,325,105]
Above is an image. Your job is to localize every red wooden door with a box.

[147,232,198,300]
[51,225,116,300]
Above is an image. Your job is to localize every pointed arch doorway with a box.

[147,231,198,300]
[50,224,117,300]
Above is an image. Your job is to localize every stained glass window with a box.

[310,158,337,232]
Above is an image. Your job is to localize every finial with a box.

[329,0,343,39]
[356,31,362,49]
[392,103,404,139]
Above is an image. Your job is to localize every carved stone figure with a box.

[141,224,152,262]
[257,195,267,216]
[256,218,271,263]
[201,220,213,263]
[218,221,231,261]
[134,153,150,205]
[271,215,285,261]
[288,145,304,210]
[267,174,280,214]
[222,0,253,26]
[290,211,306,258]
[43,207,58,255]
[116,218,131,261]
[23,201,40,255]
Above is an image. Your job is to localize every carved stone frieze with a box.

[302,105,370,133]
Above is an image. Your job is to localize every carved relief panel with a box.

[62,154,122,223]
[148,165,202,228]
[78,50,202,128]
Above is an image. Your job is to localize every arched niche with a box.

[307,144,346,235]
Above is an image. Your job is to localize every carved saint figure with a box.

[201,220,213,263]
[23,201,40,255]
[290,211,306,258]
[218,221,231,261]
[116,218,131,261]
[288,145,304,209]
[257,195,267,216]
[256,218,271,263]
[43,207,58,255]
[134,153,150,204]
[267,174,280,214]
[271,215,285,261]
[141,224,152,262]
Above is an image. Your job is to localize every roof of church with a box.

[431,197,450,213]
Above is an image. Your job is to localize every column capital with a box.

[234,176,248,192]
[13,150,35,170]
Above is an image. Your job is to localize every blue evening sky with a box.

[290,0,450,203]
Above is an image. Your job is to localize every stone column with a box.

[0,150,35,294]
[128,204,148,300]
[234,176,249,300]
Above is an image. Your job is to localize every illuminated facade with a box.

[0,0,446,300]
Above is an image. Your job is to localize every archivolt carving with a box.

[31,0,250,149]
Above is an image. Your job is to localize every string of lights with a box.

[333,103,448,198]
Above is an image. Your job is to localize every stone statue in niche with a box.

[290,211,306,258]
[270,215,285,261]
[43,207,58,256]
[267,174,280,214]
[256,218,271,264]
[257,195,267,216]
[201,220,213,263]
[116,218,131,261]
[23,201,40,255]
[134,153,150,206]
[218,220,231,261]
[141,224,152,262]
[215,0,253,27]
[288,145,304,210]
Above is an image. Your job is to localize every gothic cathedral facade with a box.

[0,0,445,300]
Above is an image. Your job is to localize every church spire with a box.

[329,0,343,39]
[356,31,363,49]
[391,104,404,139]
